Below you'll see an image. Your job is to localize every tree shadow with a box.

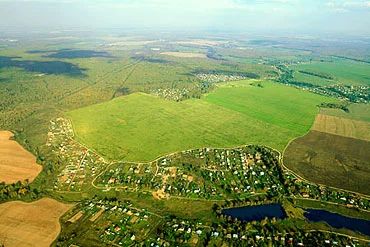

[28,49,113,59]
[0,56,86,76]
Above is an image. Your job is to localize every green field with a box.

[291,59,370,86]
[67,80,337,161]
[293,71,334,86]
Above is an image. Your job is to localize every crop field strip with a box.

[320,103,370,122]
[283,98,370,195]
[312,114,370,141]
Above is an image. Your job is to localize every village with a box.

[47,118,370,246]
[275,64,370,103]
[58,198,162,246]
[57,198,365,247]
[152,87,191,101]
[47,118,108,192]
[94,146,286,200]
[284,172,370,211]
[47,118,370,211]
[150,72,251,102]
[94,144,370,211]
[155,216,364,246]
[195,73,249,83]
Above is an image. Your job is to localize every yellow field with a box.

[160,52,207,58]
[0,198,72,247]
[175,39,224,46]
[0,131,42,184]
[312,114,370,141]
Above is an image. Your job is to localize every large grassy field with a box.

[292,71,334,86]
[291,59,370,86]
[67,80,337,161]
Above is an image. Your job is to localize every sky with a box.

[0,0,369,36]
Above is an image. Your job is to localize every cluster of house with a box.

[97,147,284,200]
[60,197,365,247]
[150,217,362,247]
[284,173,370,210]
[47,118,106,191]
[152,87,190,101]
[48,120,369,212]
[196,73,248,83]
[95,145,370,212]
[63,199,157,246]
[306,84,369,103]
[151,219,209,246]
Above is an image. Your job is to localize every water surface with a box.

[305,209,370,236]
[222,203,287,222]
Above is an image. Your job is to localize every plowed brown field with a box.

[283,130,370,195]
[0,198,72,247]
[0,131,42,184]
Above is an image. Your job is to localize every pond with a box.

[222,203,287,222]
[304,209,370,236]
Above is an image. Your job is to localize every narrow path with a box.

[67,150,87,191]
[58,59,141,103]
[308,230,370,243]
[151,163,159,182]
[111,58,143,99]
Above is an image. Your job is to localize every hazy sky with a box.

[0,0,369,35]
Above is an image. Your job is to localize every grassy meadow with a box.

[293,71,334,86]
[67,80,337,161]
[291,59,370,86]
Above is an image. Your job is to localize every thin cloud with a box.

[0,0,369,35]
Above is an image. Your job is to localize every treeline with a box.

[298,70,334,80]
[318,102,349,112]
[0,180,41,202]
[332,55,370,64]
[276,65,294,83]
